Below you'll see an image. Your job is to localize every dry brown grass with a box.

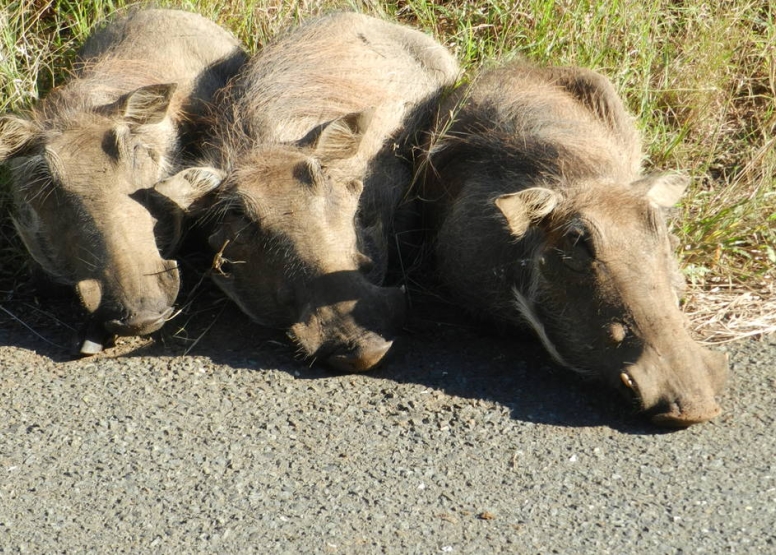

[684,281,776,344]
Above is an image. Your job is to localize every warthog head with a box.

[167,112,406,371]
[0,84,214,354]
[494,174,728,426]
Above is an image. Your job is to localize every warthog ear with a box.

[311,109,374,162]
[154,167,225,212]
[114,83,178,126]
[495,187,560,237]
[635,172,689,208]
[0,115,40,161]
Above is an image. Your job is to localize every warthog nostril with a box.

[649,398,722,428]
[104,307,175,336]
[324,338,394,373]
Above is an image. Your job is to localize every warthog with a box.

[164,12,459,371]
[420,62,728,426]
[0,9,247,354]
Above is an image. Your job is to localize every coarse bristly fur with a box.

[179,12,460,372]
[0,8,247,351]
[419,59,729,427]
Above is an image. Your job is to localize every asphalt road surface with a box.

[0,291,774,554]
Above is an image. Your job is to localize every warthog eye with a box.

[558,226,594,272]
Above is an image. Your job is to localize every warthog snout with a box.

[75,257,180,355]
[103,306,176,336]
[619,343,728,427]
[290,279,406,372]
[78,303,176,357]
[324,335,395,373]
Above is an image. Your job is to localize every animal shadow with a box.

[0,276,660,433]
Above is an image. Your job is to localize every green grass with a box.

[1,0,774,293]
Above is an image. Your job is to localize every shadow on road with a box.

[0,280,668,434]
